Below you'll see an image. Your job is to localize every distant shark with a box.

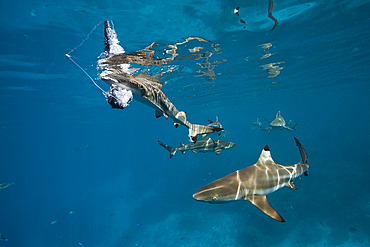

[74,145,96,151]
[203,116,230,139]
[193,137,309,222]
[0,183,14,190]
[158,135,237,159]
[98,20,222,143]
[262,110,299,134]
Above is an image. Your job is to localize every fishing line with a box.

[65,21,133,109]
[66,21,102,55]
[65,53,106,95]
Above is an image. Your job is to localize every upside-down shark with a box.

[193,137,309,222]
[98,20,222,142]
[158,135,237,159]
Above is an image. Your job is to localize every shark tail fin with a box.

[284,125,295,131]
[158,140,177,159]
[291,121,300,130]
[188,124,223,143]
[294,137,308,164]
[103,20,125,56]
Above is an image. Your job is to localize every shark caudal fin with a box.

[158,140,177,159]
[294,137,308,164]
[290,121,300,131]
[294,137,309,176]
[103,20,125,56]
[188,124,223,143]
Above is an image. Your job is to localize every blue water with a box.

[1,0,369,246]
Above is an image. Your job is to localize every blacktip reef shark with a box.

[262,110,299,134]
[98,20,222,143]
[158,135,237,159]
[203,116,230,139]
[193,137,309,222]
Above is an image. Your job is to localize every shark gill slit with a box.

[235,170,241,200]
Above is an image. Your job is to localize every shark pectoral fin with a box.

[246,194,285,222]
[192,150,199,153]
[142,95,168,119]
[287,181,297,190]
[215,149,222,155]
[155,110,166,119]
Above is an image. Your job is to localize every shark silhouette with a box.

[193,137,309,222]
[262,110,298,134]
[158,135,237,159]
[98,20,221,142]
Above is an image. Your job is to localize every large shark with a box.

[158,135,237,159]
[98,20,222,142]
[193,137,309,222]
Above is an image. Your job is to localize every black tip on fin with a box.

[191,136,197,143]
[293,137,300,146]
[264,145,270,151]
[294,137,308,164]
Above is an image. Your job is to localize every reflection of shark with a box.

[0,183,14,190]
[74,145,96,151]
[98,21,222,143]
[262,110,298,134]
[193,137,309,222]
[158,136,237,159]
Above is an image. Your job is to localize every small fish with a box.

[319,220,323,225]
[78,242,84,246]
[349,227,359,231]
[0,234,8,241]
[70,211,75,214]
[51,220,57,224]
[180,237,185,240]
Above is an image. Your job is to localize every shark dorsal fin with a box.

[246,194,285,222]
[256,146,274,166]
